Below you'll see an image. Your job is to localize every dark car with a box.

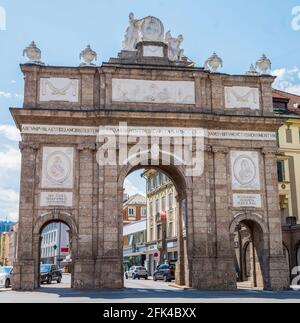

[153,264,175,282]
[40,264,62,284]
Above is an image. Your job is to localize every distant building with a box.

[123,194,147,224]
[0,233,9,266]
[143,169,178,276]
[123,219,147,272]
[40,223,70,266]
[0,220,15,234]
[8,223,18,266]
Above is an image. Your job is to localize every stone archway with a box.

[32,211,78,289]
[230,213,269,289]
[118,162,193,287]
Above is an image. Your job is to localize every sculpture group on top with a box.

[122,13,185,62]
[22,13,272,75]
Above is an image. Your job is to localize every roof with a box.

[273,89,300,116]
[123,194,146,207]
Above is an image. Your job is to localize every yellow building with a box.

[143,169,178,275]
[0,233,9,266]
[273,89,300,224]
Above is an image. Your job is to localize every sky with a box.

[1,0,300,221]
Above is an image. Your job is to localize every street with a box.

[0,274,300,303]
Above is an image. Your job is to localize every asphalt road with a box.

[1,274,300,303]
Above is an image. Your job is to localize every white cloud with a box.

[0,145,21,222]
[272,67,300,95]
[124,178,145,197]
[0,188,19,204]
[0,91,12,98]
[0,125,21,141]
[0,188,19,222]
[0,147,21,171]
[0,91,23,100]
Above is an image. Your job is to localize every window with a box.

[153,176,157,189]
[159,173,163,186]
[128,208,136,216]
[142,207,147,217]
[277,160,285,182]
[168,222,173,238]
[168,193,173,210]
[162,196,166,212]
[147,180,152,192]
[157,225,162,240]
[286,128,293,143]
[156,173,161,187]
[150,227,153,241]
[155,199,160,214]
[150,201,154,216]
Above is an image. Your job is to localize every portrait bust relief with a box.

[41,147,74,189]
[231,151,261,190]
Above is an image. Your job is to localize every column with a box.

[211,146,236,290]
[95,164,123,289]
[73,143,96,289]
[262,148,290,290]
[13,142,39,291]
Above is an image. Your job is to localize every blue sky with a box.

[1,0,300,220]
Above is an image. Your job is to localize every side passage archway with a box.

[230,213,269,289]
[33,211,78,289]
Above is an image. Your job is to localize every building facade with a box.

[272,89,300,274]
[123,219,147,272]
[40,222,70,266]
[143,170,178,275]
[11,14,289,291]
[0,233,9,266]
[123,194,146,224]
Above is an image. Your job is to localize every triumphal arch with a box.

[11,14,290,290]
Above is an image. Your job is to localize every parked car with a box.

[125,266,148,280]
[153,264,175,282]
[0,266,13,288]
[40,264,62,284]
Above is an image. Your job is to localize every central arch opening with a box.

[121,165,189,289]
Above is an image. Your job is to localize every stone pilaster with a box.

[21,65,39,108]
[95,164,123,289]
[73,143,96,289]
[262,148,290,290]
[79,68,97,109]
[12,142,39,291]
[211,146,236,290]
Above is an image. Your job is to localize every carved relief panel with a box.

[39,77,79,102]
[112,78,195,104]
[41,147,74,189]
[231,151,261,190]
[225,86,260,110]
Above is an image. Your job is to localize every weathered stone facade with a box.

[11,16,290,291]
